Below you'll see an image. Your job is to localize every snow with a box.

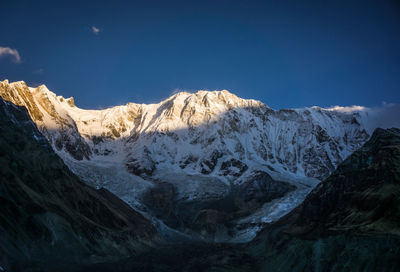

[57,143,153,211]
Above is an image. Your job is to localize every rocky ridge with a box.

[0,97,158,271]
[245,127,400,271]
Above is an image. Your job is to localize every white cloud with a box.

[325,105,367,113]
[92,26,100,35]
[0,46,21,63]
[364,102,400,133]
[315,102,400,133]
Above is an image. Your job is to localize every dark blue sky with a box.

[1,0,399,109]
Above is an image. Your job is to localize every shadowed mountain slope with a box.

[0,98,158,271]
[243,127,400,271]
[93,128,400,271]
[274,127,400,236]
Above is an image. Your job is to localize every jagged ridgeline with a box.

[0,80,369,180]
[0,97,158,271]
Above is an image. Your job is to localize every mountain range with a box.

[0,80,399,271]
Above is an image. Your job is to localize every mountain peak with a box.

[65,96,75,107]
[167,89,264,111]
[5,80,27,89]
[169,89,239,102]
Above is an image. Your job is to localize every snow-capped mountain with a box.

[0,80,371,179]
[1,79,395,241]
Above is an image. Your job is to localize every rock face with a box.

[233,127,400,271]
[0,81,91,160]
[281,127,400,236]
[236,171,296,204]
[0,98,158,271]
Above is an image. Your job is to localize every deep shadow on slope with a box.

[241,128,400,271]
[140,172,296,241]
[243,128,400,271]
[0,98,158,271]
